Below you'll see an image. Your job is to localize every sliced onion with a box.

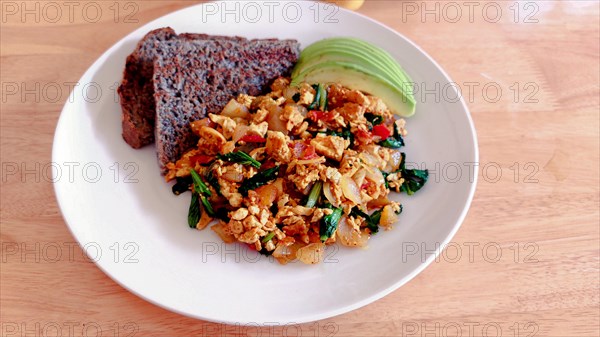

[222,170,243,182]
[379,205,399,227]
[388,150,403,172]
[296,243,325,264]
[273,242,303,265]
[365,168,385,186]
[288,103,308,117]
[272,178,284,196]
[365,144,381,157]
[255,184,278,207]
[232,124,250,143]
[283,86,299,101]
[352,169,367,188]
[267,106,287,133]
[341,175,361,204]
[222,99,250,119]
[368,197,390,209]
[323,182,339,207]
[359,152,380,167]
[336,216,369,248]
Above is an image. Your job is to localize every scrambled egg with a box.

[166,78,413,264]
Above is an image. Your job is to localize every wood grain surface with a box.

[1,1,599,336]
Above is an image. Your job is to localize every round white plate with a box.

[53,0,478,324]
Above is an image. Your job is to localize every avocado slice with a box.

[291,61,416,117]
[294,37,413,88]
[292,46,409,90]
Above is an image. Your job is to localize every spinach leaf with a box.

[190,169,211,196]
[205,170,221,195]
[305,181,322,208]
[382,153,428,194]
[172,176,192,195]
[320,207,343,242]
[187,193,201,228]
[381,170,390,189]
[200,195,215,217]
[292,93,300,103]
[400,168,429,195]
[365,113,383,126]
[351,208,382,234]
[217,151,261,168]
[379,122,404,149]
[261,232,276,243]
[238,166,280,196]
[213,207,230,222]
[307,84,320,110]
[318,84,328,111]
[307,84,327,111]
[398,152,428,195]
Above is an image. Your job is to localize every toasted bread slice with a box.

[153,38,300,173]
[118,28,245,148]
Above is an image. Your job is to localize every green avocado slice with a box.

[294,37,413,89]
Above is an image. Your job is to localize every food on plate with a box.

[166,77,429,264]
[291,37,416,116]
[118,28,300,170]
[117,29,429,265]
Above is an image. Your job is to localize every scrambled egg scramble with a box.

[166,78,428,264]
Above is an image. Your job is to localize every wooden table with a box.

[1,1,598,336]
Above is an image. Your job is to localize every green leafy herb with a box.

[398,153,428,195]
[318,84,328,111]
[351,208,382,234]
[381,153,428,194]
[292,93,300,103]
[320,207,343,242]
[305,181,323,208]
[365,113,383,126]
[200,195,215,217]
[379,122,404,149]
[261,232,276,243]
[187,193,201,228]
[205,170,221,195]
[213,208,230,222]
[238,166,280,196]
[396,204,404,215]
[172,176,192,195]
[381,170,390,189]
[307,84,320,110]
[217,151,261,168]
[190,169,211,196]
[400,167,429,195]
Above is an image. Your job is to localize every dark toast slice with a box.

[118,28,245,148]
[153,38,300,173]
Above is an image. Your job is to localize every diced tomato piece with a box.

[372,125,391,139]
[355,129,373,143]
[190,154,214,165]
[247,243,256,251]
[302,145,318,160]
[239,134,266,143]
[307,110,335,123]
[291,142,318,160]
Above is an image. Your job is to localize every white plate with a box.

[53,0,478,324]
